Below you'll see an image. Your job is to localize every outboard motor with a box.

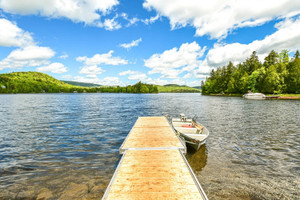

[180,114,186,122]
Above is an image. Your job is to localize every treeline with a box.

[62,80,101,87]
[156,84,200,93]
[201,50,300,94]
[0,72,158,94]
[0,72,81,93]
[97,82,158,93]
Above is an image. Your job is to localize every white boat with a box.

[172,114,209,151]
[243,92,266,99]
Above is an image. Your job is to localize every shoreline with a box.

[203,94,300,100]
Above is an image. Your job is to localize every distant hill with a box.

[0,72,158,94]
[0,72,85,93]
[192,86,201,90]
[163,84,187,87]
[62,80,101,87]
[156,84,201,93]
[0,71,200,94]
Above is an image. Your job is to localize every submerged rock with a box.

[37,188,53,200]
[59,183,88,200]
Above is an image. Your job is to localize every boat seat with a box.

[195,125,203,134]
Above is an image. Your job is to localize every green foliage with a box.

[156,84,201,93]
[261,65,280,93]
[264,50,279,68]
[96,81,158,93]
[0,72,83,93]
[62,80,101,87]
[202,50,300,95]
[285,57,300,93]
[244,51,262,74]
[0,72,158,94]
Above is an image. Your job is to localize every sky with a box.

[0,0,300,86]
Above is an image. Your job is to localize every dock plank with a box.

[120,117,184,152]
[102,116,207,200]
[105,150,204,200]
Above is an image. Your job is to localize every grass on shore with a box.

[277,94,300,97]
[156,85,200,93]
[205,93,300,97]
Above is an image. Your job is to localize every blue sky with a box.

[0,0,300,86]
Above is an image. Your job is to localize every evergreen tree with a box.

[244,51,262,74]
[279,49,289,64]
[294,50,300,59]
[262,65,280,93]
[201,49,299,95]
[263,50,279,69]
[285,57,300,93]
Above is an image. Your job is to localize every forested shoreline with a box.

[0,72,158,94]
[201,50,300,95]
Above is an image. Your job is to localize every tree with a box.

[134,81,142,93]
[184,49,299,95]
[234,70,249,94]
[264,50,279,68]
[247,70,261,92]
[226,77,236,93]
[140,85,150,93]
[279,49,289,64]
[244,51,262,74]
[294,50,300,59]
[285,57,300,93]
[262,65,280,93]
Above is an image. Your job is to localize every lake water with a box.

[0,93,299,199]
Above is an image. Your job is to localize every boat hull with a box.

[183,135,205,151]
[171,118,209,152]
[243,93,266,99]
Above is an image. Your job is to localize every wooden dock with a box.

[102,116,208,200]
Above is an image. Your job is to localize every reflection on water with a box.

[0,93,299,199]
[186,144,208,172]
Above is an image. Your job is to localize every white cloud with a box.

[79,65,105,75]
[0,18,57,71]
[99,16,122,30]
[76,50,128,66]
[119,13,160,27]
[0,45,55,70]
[61,74,72,79]
[120,13,139,27]
[183,73,192,79]
[128,73,147,80]
[0,0,119,25]
[186,80,202,87]
[146,78,185,86]
[0,18,33,47]
[143,0,300,39]
[120,38,142,50]
[86,74,97,78]
[59,52,68,59]
[127,17,139,27]
[142,14,160,25]
[76,51,127,77]
[204,17,300,68]
[144,41,206,79]
[99,77,123,85]
[73,76,123,86]
[73,76,99,84]
[119,70,138,76]
[37,62,67,73]
[119,70,147,81]
[193,60,212,76]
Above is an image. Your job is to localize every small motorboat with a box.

[243,92,266,99]
[172,114,209,151]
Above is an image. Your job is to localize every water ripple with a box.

[0,93,299,199]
